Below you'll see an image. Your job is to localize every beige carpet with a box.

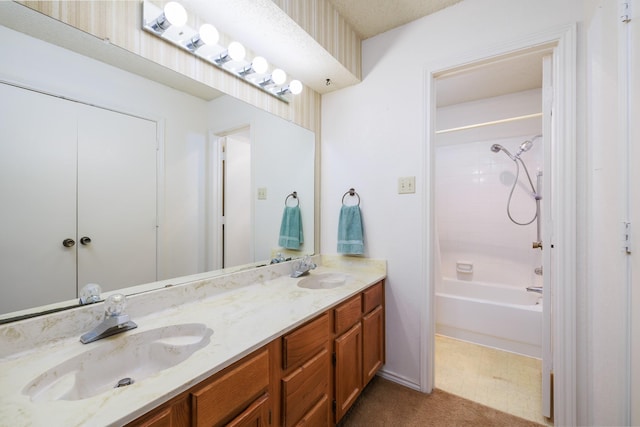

[339,376,544,427]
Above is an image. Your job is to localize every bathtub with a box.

[435,278,543,358]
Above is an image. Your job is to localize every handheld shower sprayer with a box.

[489,136,543,230]
[491,144,516,160]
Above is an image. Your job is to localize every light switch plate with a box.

[257,187,267,200]
[398,176,416,194]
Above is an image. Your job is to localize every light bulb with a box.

[272,68,286,85]
[252,56,268,74]
[199,24,219,45]
[228,42,246,61]
[289,80,303,95]
[163,2,187,27]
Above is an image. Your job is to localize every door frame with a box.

[421,24,577,425]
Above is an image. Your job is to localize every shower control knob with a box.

[62,238,75,248]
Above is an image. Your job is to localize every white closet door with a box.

[77,105,157,292]
[0,83,77,313]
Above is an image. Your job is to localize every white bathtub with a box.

[435,278,543,358]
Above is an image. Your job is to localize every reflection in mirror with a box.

[0,20,314,321]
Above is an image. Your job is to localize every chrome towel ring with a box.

[341,188,360,206]
[285,191,299,207]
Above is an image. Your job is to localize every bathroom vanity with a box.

[0,256,385,426]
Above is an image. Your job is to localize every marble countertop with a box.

[0,255,386,426]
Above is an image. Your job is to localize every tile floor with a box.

[435,334,553,426]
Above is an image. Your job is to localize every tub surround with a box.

[0,255,386,426]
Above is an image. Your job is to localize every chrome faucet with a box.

[290,255,317,278]
[526,286,543,294]
[80,293,137,344]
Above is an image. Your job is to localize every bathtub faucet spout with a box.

[526,286,543,294]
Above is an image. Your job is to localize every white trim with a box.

[629,1,640,424]
[421,24,577,426]
[210,134,224,271]
[377,370,422,391]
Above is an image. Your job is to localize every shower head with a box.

[490,144,516,161]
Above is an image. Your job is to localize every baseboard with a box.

[375,369,422,392]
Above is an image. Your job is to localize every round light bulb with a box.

[252,56,268,74]
[289,80,303,95]
[199,24,219,45]
[228,41,246,61]
[164,2,188,27]
[272,68,286,85]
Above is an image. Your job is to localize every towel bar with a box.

[341,188,360,206]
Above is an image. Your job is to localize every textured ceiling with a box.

[327,0,465,39]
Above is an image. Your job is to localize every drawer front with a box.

[192,349,269,427]
[297,394,330,426]
[363,281,383,314]
[282,348,330,427]
[334,295,361,336]
[283,313,329,370]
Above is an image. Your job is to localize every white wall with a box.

[320,0,631,423]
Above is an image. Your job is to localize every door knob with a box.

[80,236,92,245]
[62,238,75,248]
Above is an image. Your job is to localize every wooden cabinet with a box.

[362,283,385,387]
[334,323,362,421]
[280,313,331,427]
[128,280,384,427]
[192,348,270,426]
[362,306,384,386]
[333,281,385,423]
[127,347,272,427]
[127,394,190,427]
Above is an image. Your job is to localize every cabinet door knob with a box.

[62,238,75,248]
[80,236,92,245]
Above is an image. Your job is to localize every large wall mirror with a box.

[0,7,315,321]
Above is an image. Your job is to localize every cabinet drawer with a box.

[281,348,330,427]
[334,295,361,336]
[297,395,330,426]
[226,393,269,427]
[191,349,269,427]
[363,282,383,314]
[282,313,329,370]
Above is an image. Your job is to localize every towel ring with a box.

[285,191,299,207]
[341,188,360,206]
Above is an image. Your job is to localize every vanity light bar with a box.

[141,1,303,103]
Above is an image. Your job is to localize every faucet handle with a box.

[79,283,102,305]
[104,293,127,317]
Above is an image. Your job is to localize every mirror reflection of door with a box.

[0,82,157,313]
[220,128,252,268]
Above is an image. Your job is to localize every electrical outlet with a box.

[257,187,267,200]
[398,176,416,194]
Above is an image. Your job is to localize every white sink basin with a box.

[23,323,213,402]
[297,273,351,290]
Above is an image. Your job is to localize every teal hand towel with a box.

[337,205,364,254]
[279,206,303,250]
